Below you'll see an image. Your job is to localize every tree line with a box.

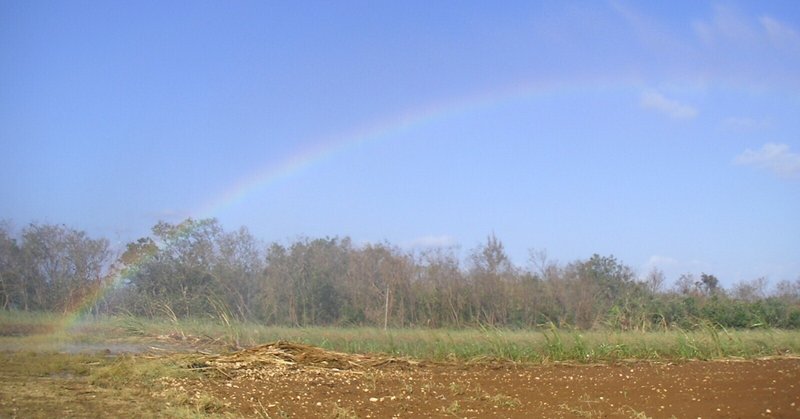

[1,218,799,329]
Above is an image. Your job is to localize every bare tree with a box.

[468,234,515,326]
[121,218,223,317]
[674,273,697,296]
[732,277,768,302]
[214,226,264,321]
[528,248,558,280]
[414,246,465,327]
[774,278,800,303]
[0,222,22,310]
[643,267,666,295]
[15,223,110,313]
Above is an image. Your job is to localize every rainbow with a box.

[192,79,580,219]
[58,77,618,327]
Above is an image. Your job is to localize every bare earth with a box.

[2,342,799,418]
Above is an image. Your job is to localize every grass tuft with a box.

[3,311,800,363]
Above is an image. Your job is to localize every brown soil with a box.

[0,323,55,336]
[180,342,800,418]
[2,342,800,418]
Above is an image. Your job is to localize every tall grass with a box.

[2,311,800,362]
[98,319,800,361]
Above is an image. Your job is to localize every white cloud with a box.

[735,143,800,178]
[693,6,800,52]
[760,16,800,49]
[608,1,687,55]
[640,91,698,119]
[641,255,716,285]
[693,5,757,46]
[641,255,680,276]
[687,6,800,86]
[645,255,678,269]
[604,3,800,87]
[144,209,192,222]
[722,117,770,131]
[405,235,456,249]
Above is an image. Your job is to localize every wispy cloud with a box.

[640,91,698,119]
[721,117,770,131]
[735,143,800,178]
[643,254,678,271]
[405,235,456,249]
[759,16,800,50]
[693,6,800,53]
[640,255,712,284]
[686,5,800,85]
[693,5,757,46]
[144,209,193,222]
[608,0,688,55]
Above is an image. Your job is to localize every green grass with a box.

[3,311,800,363]
[4,311,797,418]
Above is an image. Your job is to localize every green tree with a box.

[698,273,721,296]
[121,218,223,317]
[16,223,110,313]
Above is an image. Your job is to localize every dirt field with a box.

[2,341,799,418]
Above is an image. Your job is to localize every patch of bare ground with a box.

[0,323,55,337]
[174,343,800,418]
[0,375,165,419]
[2,342,800,418]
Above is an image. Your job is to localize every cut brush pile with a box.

[193,341,419,376]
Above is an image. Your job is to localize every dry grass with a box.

[3,311,800,363]
[193,341,419,381]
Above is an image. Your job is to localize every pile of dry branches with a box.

[192,341,418,378]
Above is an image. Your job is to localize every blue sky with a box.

[1,1,799,286]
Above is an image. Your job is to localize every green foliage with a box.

[4,311,800,362]
[0,222,111,313]
[3,219,800,332]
